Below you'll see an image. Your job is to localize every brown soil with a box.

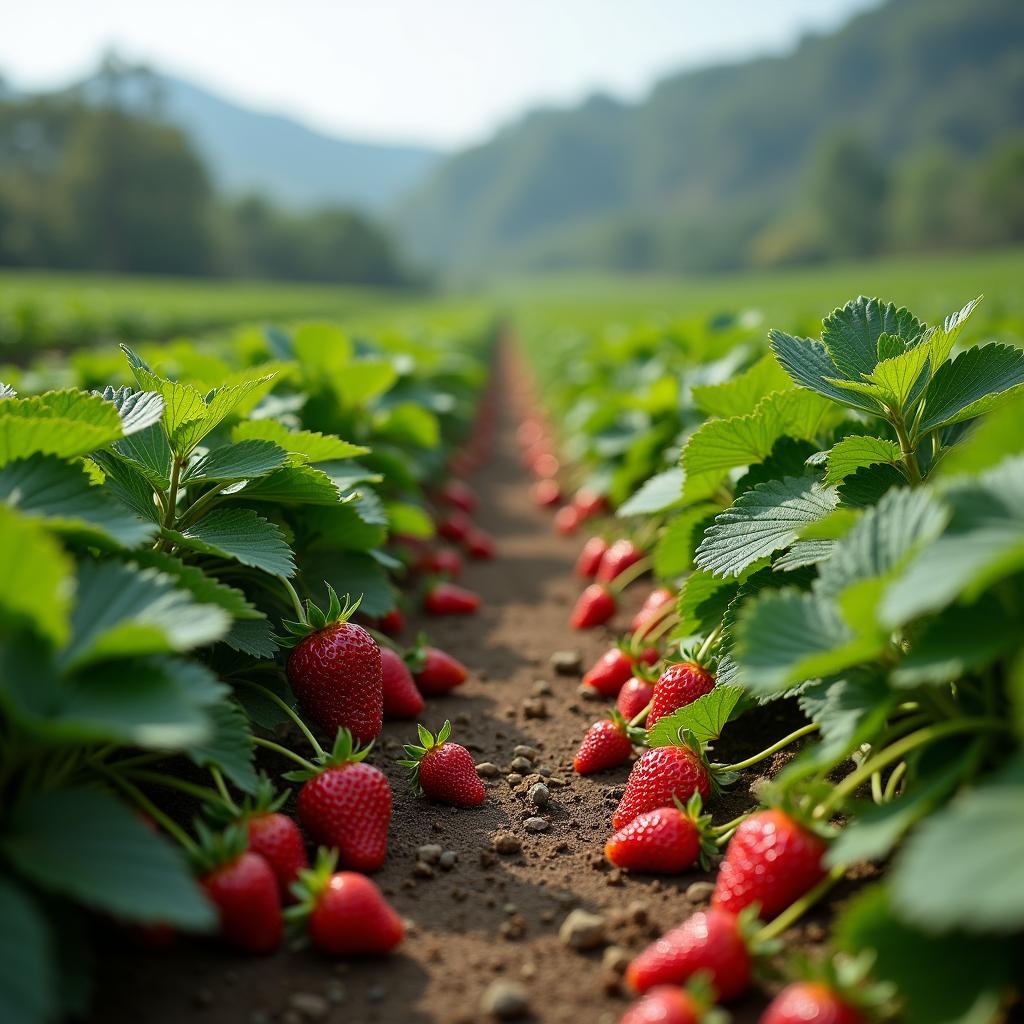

[89,352,842,1024]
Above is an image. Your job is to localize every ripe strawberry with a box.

[375,607,405,637]
[289,849,404,956]
[619,987,704,1024]
[440,479,477,514]
[241,776,308,902]
[617,677,655,720]
[424,581,480,615]
[554,505,581,535]
[760,982,865,1024]
[630,587,675,636]
[574,713,637,774]
[422,548,463,578]
[576,536,609,578]
[647,663,716,729]
[573,487,608,521]
[283,587,382,744]
[613,744,711,829]
[436,511,472,542]
[464,528,496,560]
[571,584,616,629]
[533,479,563,508]
[380,646,425,719]
[407,642,469,695]
[398,720,486,807]
[195,825,282,955]
[583,646,658,697]
[627,909,751,1000]
[713,809,827,919]
[294,730,392,872]
[605,795,713,873]
[597,538,644,583]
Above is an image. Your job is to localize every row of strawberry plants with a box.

[0,317,497,1023]
[518,297,1024,1023]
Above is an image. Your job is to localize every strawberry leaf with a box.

[646,685,745,747]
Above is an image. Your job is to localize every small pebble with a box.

[439,850,458,870]
[288,993,329,1021]
[506,773,523,787]
[528,782,551,807]
[413,861,435,879]
[550,649,583,675]
[325,982,346,1004]
[481,980,530,1020]
[578,684,600,701]
[532,679,553,696]
[685,881,716,903]
[513,745,541,761]
[510,756,534,772]
[602,946,631,975]
[367,985,386,1002]
[559,909,607,950]
[417,844,443,864]
[493,832,523,854]
[522,698,549,719]
[476,762,501,778]
[524,817,549,832]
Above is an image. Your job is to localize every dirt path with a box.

[90,347,797,1024]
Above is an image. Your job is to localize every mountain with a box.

[79,66,443,212]
[399,0,1024,274]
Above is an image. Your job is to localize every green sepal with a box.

[402,632,431,674]
[284,846,338,934]
[398,719,455,795]
[189,818,248,875]
[274,584,363,649]
[281,727,372,782]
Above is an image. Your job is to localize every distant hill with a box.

[78,66,443,212]
[399,0,1024,274]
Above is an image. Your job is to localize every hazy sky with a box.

[3,0,882,148]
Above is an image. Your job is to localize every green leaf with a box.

[618,467,685,517]
[374,402,438,447]
[233,465,343,506]
[185,701,257,794]
[796,671,894,765]
[676,571,739,637]
[125,550,261,620]
[314,551,398,618]
[0,390,125,466]
[1,786,214,929]
[695,476,839,578]
[653,504,717,578]
[939,392,1024,476]
[181,440,288,484]
[0,878,56,1024]
[96,386,165,436]
[918,343,1024,433]
[823,435,902,485]
[164,507,296,577]
[91,454,162,523]
[336,359,398,406]
[0,505,73,646]
[0,454,156,548]
[769,331,882,414]
[691,354,792,417]
[222,617,278,658]
[385,501,435,539]
[923,295,982,368]
[647,685,744,747]
[821,297,925,381]
[231,420,368,463]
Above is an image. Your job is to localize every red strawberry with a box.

[627,909,751,1000]
[422,548,463,578]
[619,987,704,1024]
[295,730,392,872]
[375,607,405,637]
[583,646,659,697]
[380,646,425,719]
[554,505,581,535]
[605,795,712,873]
[573,487,608,521]
[436,511,472,542]
[574,714,636,774]
[290,849,404,956]
[760,982,865,1024]
[424,581,480,615]
[399,720,486,806]
[571,584,616,629]
[617,677,655,720]
[464,528,496,560]
[533,479,563,508]
[647,663,716,729]
[284,587,382,744]
[241,776,309,902]
[407,643,469,695]
[713,809,827,919]
[630,587,675,635]
[596,538,644,583]
[613,744,710,829]
[440,479,477,514]
[576,536,609,578]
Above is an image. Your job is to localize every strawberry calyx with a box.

[190,818,249,875]
[780,951,896,1017]
[275,584,362,649]
[396,720,454,794]
[281,727,372,783]
[206,771,288,826]
[609,708,648,746]
[283,846,337,927]
[402,632,432,674]
[671,791,719,870]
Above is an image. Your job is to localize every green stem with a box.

[883,762,907,802]
[870,771,884,805]
[280,576,307,623]
[162,456,184,529]
[695,622,724,665]
[892,415,921,485]
[235,680,324,758]
[708,812,751,836]
[609,556,654,596]
[714,827,738,847]
[176,485,226,529]
[630,596,677,651]
[755,863,847,941]
[209,766,239,815]
[99,768,198,856]
[628,701,653,729]
[640,612,680,650]
[123,769,230,810]
[720,722,820,774]
[253,736,316,772]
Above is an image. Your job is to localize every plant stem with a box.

[253,736,316,772]
[628,701,653,728]
[162,456,184,529]
[695,622,724,664]
[99,768,198,856]
[870,771,884,804]
[755,863,847,941]
[209,766,239,815]
[609,556,654,595]
[123,769,230,809]
[640,612,680,650]
[177,485,226,529]
[720,722,820,774]
[235,680,324,758]
[708,812,751,836]
[280,576,307,623]
[883,762,907,802]
[892,415,921,485]
[630,597,677,651]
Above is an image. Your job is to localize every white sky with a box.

[2,0,882,148]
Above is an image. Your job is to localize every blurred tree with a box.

[811,134,888,259]
[976,137,1024,243]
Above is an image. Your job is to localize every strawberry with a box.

[619,987,704,1024]
[627,909,751,1000]
[574,713,638,774]
[617,677,655,720]
[375,607,405,637]
[647,662,716,729]
[605,795,713,873]
[573,487,608,521]
[195,824,282,955]
[436,510,473,542]
[583,646,658,697]
[571,583,616,629]
[613,744,710,829]
[380,646,425,719]
[760,982,865,1024]
[554,505,581,535]
[713,809,827,919]
[440,479,477,514]
[576,536,609,578]
[464,528,496,560]
[596,538,644,583]
[241,776,308,901]
[422,548,463,578]
[407,642,469,695]
[630,587,675,636]
[282,587,382,744]
[424,580,480,615]
[533,479,563,508]
[398,720,486,807]
[289,849,404,956]
[293,729,392,872]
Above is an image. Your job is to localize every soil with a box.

[89,347,847,1024]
